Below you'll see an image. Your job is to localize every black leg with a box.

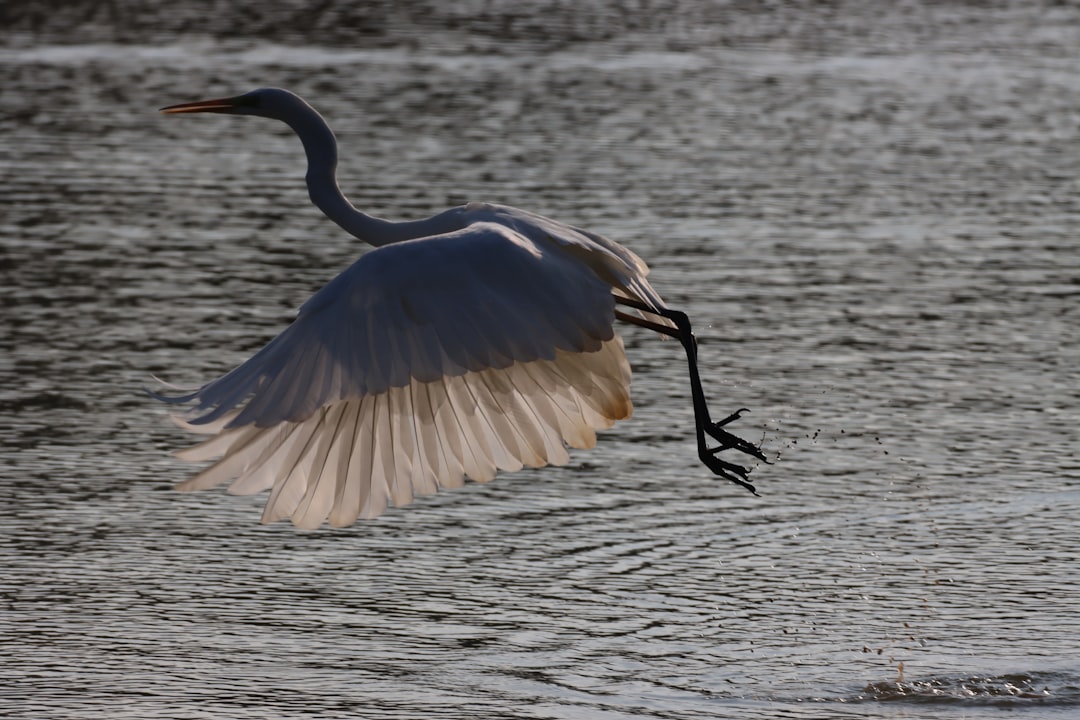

[615,297,768,494]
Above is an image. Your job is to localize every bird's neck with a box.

[306,170,404,247]
[289,105,469,246]
[290,110,409,247]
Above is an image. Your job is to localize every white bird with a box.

[156,88,766,528]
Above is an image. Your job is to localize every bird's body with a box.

[157,88,765,528]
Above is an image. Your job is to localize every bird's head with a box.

[160,87,310,120]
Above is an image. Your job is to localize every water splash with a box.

[861,672,1080,707]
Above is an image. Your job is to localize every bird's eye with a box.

[237,94,261,108]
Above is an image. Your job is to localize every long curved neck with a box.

[281,108,415,247]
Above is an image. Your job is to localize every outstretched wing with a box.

[161,221,635,527]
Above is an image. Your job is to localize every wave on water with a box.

[859,671,1080,707]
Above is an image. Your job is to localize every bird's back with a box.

[457,202,666,315]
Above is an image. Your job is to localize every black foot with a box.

[713,408,750,428]
[704,410,769,464]
[700,451,758,495]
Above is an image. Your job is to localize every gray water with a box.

[3,2,1079,718]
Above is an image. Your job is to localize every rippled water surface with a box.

[3,2,1080,718]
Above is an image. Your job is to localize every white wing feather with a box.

[175,340,631,528]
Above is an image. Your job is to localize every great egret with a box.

[156,88,766,528]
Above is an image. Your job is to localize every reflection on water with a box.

[2,2,1080,718]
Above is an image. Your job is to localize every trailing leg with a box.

[615,297,767,493]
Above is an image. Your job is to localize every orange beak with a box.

[160,96,241,114]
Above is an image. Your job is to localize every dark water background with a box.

[2,2,1079,717]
